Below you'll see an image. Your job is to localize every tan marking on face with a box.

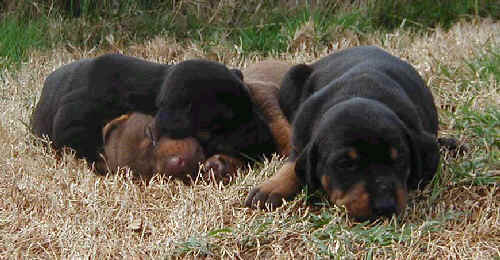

[321,175,331,191]
[333,182,372,219]
[390,147,399,161]
[395,185,408,214]
[348,148,358,160]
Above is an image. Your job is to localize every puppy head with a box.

[154,59,253,140]
[295,98,438,220]
[102,113,205,180]
[144,123,205,180]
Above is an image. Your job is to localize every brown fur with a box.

[99,112,205,181]
[201,154,244,184]
[243,60,293,156]
[245,161,300,209]
[331,183,372,219]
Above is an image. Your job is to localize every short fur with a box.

[31,55,281,166]
[30,54,170,162]
[99,112,205,181]
[195,60,294,178]
[246,46,442,220]
[242,60,294,156]
[153,59,278,162]
[201,154,244,184]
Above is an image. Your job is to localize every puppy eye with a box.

[336,158,357,171]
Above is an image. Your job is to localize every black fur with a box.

[281,46,440,216]
[31,55,277,164]
[30,54,170,162]
[154,59,276,160]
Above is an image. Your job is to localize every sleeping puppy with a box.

[30,54,171,163]
[246,46,441,220]
[31,54,278,167]
[98,112,205,181]
[153,59,278,164]
[199,60,295,177]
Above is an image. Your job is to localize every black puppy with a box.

[153,59,277,162]
[31,54,170,162]
[246,46,441,220]
[31,54,277,165]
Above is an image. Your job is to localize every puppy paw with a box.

[438,137,468,156]
[245,161,301,209]
[201,154,243,183]
[245,182,288,209]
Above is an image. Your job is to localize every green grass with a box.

[0,16,50,69]
[368,0,500,30]
[1,0,498,70]
[466,46,500,82]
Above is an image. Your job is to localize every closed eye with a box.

[335,156,358,171]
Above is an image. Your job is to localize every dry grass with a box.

[0,19,498,258]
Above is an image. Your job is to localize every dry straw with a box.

[0,19,498,258]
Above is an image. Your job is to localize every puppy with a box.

[199,60,295,178]
[99,112,205,181]
[31,54,171,163]
[246,46,441,220]
[153,59,280,164]
[31,55,280,167]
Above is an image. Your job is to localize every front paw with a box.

[245,183,288,209]
[201,154,243,183]
[245,161,301,210]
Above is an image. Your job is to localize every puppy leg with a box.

[247,82,292,156]
[245,161,302,209]
[52,102,101,162]
[438,137,468,157]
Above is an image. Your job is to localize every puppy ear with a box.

[230,69,244,81]
[102,114,130,144]
[406,130,440,189]
[144,121,158,146]
[279,64,314,121]
[294,142,319,189]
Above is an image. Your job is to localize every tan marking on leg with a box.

[395,185,408,214]
[390,147,399,161]
[334,182,372,219]
[321,175,331,192]
[268,119,292,156]
[246,81,292,156]
[257,161,300,198]
[348,148,358,160]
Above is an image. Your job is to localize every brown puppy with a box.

[243,60,294,156]
[99,112,205,181]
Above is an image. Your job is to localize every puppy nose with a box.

[164,156,186,174]
[373,197,397,217]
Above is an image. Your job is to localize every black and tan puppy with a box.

[31,54,171,163]
[199,60,294,177]
[31,54,278,166]
[153,59,284,164]
[98,112,205,181]
[246,46,441,220]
